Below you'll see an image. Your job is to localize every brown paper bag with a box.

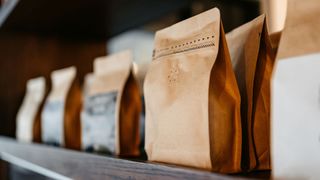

[144,8,242,173]
[41,66,82,150]
[272,0,320,179]
[269,31,281,55]
[33,80,47,143]
[227,15,275,171]
[275,0,320,60]
[132,62,149,153]
[81,50,141,156]
[16,77,46,143]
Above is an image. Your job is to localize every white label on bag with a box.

[41,101,64,146]
[272,53,320,180]
[81,92,117,153]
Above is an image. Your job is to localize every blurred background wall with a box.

[0,0,287,137]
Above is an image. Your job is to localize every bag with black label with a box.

[81,50,141,156]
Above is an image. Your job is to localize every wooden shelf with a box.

[0,136,270,179]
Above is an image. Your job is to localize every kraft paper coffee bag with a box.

[16,77,46,143]
[144,8,242,173]
[133,62,149,154]
[81,50,141,156]
[42,66,82,150]
[272,0,320,179]
[227,15,275,171]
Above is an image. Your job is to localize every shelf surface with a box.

[0,136,270,179]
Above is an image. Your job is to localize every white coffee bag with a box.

[16,77,46,142]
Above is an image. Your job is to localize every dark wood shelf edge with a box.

[0,136,260,180]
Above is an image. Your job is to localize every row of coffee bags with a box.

[16,8,274,173]
[144,8,277,173]
[16,50,141,157]
[16,0,317,176]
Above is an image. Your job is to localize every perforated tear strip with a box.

[153,35,216,59]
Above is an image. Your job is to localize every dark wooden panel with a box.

[0,32,106,137]
[0,137,269,180]
[0,0,192,39]
[191,0,260,33]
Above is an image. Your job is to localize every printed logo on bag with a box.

[85,92,117,116]
[168,64,180,84]
[42,101,64,145]
[82,92,117,153]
